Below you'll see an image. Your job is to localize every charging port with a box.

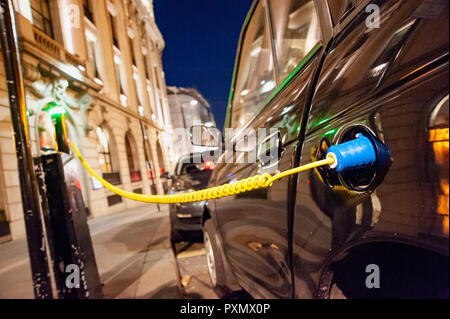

[331,126,392,192]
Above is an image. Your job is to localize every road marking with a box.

[176,248,206,259]
[0,258,28,275]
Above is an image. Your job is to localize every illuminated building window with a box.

[114,56,127,105]
[153,66,160,89]
[96,127,113,173]
[31,0,53,38]
[87,39,100,79]
[116,62,123,91]
[133,70,143,108]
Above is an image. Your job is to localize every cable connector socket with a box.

[326,134,377,173]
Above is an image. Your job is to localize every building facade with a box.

[167,86,215,163]
[0,0,174,241]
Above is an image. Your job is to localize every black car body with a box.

[170,153,214,242]
[202,0,449,298]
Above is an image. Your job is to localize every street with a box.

[0,205,217,299]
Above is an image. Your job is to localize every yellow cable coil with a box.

[71,142,335,204]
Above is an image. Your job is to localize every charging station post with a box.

[0,0,53,298]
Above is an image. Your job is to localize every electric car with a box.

[199,0,449,298]
[169,153,215,243]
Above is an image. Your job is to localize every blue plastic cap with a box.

[326,134,377,172]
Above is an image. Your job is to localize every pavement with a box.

[92,205,182,299]
[0,205,182,299]
[0,204,221,299]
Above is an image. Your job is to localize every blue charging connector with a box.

[326,134,377,173]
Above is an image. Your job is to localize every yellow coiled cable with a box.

[71,142,335,204]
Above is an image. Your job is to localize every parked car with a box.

[199,0,449,298]
[169,153,215,243]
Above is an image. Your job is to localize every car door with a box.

[211,0,325,298]
[292,0,449,298]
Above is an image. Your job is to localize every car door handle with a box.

[257,131,283,167]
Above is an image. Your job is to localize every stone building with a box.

[0,0,174,241]
[167,86,215,163]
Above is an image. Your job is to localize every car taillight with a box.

[203,160,214,170]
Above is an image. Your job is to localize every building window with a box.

[82,0,94,23]
[109,13,119,48]
[114,60,123,94]
[87,40,100,79]
[96,127,113,173]
[139,21,146,38]
[96,126,121,185]
[107,194,122,206]
[31,0,53,38]
[134,73,144,108]
[153,66,160,89]
[143,54,150,80]
[114,56,127,106]
[128,36,137,66]
[125,133,142,182]
[0,207,11,239]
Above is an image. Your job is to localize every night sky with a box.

[154,0,253,129]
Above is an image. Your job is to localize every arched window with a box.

[125,132,142,182]
[96,125,121,185]
[96,126,113,173]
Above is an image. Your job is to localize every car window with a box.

[231,1,275,129]
[181,162,205,175]
[269,0,321,83]
[176,157,195,175]
[176,154,213,175]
